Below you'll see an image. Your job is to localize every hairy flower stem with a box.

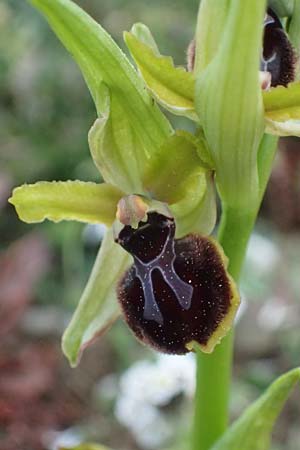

[192,136,279,450]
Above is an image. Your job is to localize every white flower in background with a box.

[246,233,280,275]
[115,354,195,449]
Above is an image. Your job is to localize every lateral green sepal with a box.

[212,368,300,450]
[62,229,131,367]
[9,181,123,226]
[124,25,197,121]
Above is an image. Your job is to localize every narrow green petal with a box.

[212,368,300,450]
[124,27,197,121]
[9,181,123,226]
[88,84,145,194]
[30,0,172,170]
[130,22,160,53]
[62,229,131,367]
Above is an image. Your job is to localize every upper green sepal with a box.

[9,181,123,226]
[212,368,300,450]
[30,0,173,167]
[124,24,197,121]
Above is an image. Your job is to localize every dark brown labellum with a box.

[261,8,296,87]
[116,212,239,354]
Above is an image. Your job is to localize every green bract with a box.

[195,0,266,211]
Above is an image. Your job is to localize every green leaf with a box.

[9,181,123,226]
[212,368,300,450]
[124,26,197,121]
[88,83,145,194]
[30,0,172,175]
[62,229,131,367]
[195,0,266,210]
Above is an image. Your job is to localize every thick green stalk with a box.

[192,136,278,450]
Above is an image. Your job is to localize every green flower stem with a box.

[192,207,256,450]
[192,136,279,450]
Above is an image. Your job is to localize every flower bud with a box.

[115,206,239,354]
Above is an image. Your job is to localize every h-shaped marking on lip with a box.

[133,225,194,324]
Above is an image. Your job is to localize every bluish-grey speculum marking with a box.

[117,213,193,324]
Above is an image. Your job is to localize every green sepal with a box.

[143,131,209,204]
[124,25,197,121]
[171,172,216,238]
[30,0,172,168]
[62,229,131,367]
[88,83,145,194]
[195,0,266,210]
[141,130,216,237]
[212,368,300,450]
[9,181,123,226]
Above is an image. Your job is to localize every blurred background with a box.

[1,1,300,449]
